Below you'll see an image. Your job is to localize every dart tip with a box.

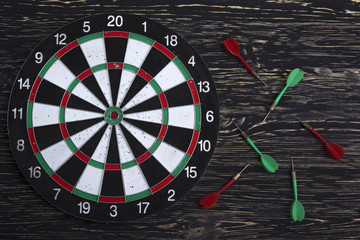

[291,157,294,171]
[293,116,302,123]
[251,71,267,86]
[262,110,271,122]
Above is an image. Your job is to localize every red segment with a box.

[99,196,125,203]
[187,130,200,155]
[104,31,129,38]
[105,164,121,170]
[151,175,174,193]
[61,91,70,107]
[138,69,152,82]
[77,69,92,81]
[56,40,79,58]
[153,42,175,59]
[51,174,74,192]
[187,80,200,104]
[29,77,42,102]
[27,128,39,153]
[159,93,168,108]
[136,151,151,163]
[60,123,69,139]
[110,111,119,120]
[75,150,90,163]
[158,125,168,140]
[107,62,123,69]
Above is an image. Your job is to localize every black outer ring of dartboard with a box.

[8,13,220,222]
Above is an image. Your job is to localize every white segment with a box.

[80,38,107,67]
[75,165,103,195]
[124,109,162,125]
[168,105,195,130]
[153,141,185,173]
[70,121,106,149]
[154,61,186,92]
[44,59,76,90]
[91,125,113,163]
[32,103,60,127]
[41,140,73,172]
[93,70,113,106]
[116,70,136,107]
[114,125,135,164]
[65,107,103,123]
[123,38,152,68]
[122,83,157,111]
[72,83,107,110]
[121,121,156,149]
[122,165,148,196]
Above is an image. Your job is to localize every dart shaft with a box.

[218,178,235,194]
[292,171,298,200]
[237,55,253,73]
[310,128,328,144]
[246,138,262,156]
[274,85,289,104]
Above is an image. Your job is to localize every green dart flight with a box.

[290,157,305,222]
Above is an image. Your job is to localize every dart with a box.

[294,117,345,160]
[263,68,304,122]
[234,123,278,173]
[223,37,267,86]
[200,163,250,209]
[290,157,305,222]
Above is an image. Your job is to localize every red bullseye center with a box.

[110,111,119,120]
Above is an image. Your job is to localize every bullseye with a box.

[104,107,123,124]
[110,111,119,120]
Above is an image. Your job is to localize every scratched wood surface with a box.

[1,0,359,239]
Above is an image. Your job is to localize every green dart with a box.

[290,157,305,222]
[234,123,278,173]
[263,68,304,122]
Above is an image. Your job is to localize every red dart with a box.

[224,37,267,86]
[294,117,345,160]
[200,163,250,209]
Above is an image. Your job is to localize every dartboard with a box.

[8,14,219,221]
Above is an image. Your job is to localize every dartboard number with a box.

[184,166,197,179]
[35,52,43,64]
[11,108,23,119]
[142,21,147,32]
[17,78,30,90]
[28,166,41,179]
[188,56,196,66]
[206,110,214,122]
[78,202,90,214]
[54,33,67,45]
[53,188,61,200]
[168,189,175,202]
[83,21,91,32]
[17,139,25,151]
[110,205,117,217]
[198,140,211,152]
[107,15,123,27]
[137,202,150,214]
[197,81,210,93]
[164,35,178,46]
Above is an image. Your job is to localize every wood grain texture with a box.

[1,0,359,239]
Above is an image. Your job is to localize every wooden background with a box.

[1,0,359,239]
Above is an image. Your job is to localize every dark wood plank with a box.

[0,0,359,239]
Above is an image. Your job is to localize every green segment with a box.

[194,104,201,130]
[65,138,77,153]
[59,107,65,123]
[121,160,137,169]
[246,138,262,156]
[89,159,105,169]
[104,107,123,125]
[172,154,191,177]
[173,57,191,80]
[149,80,162,94]
[129,33,154,45]
[77,32,103,44]
[67,79,80,93]
[26,102,33,128]
[162,108,169,125]
[126,189,152,202]
[73,188,98,201]
[91,63,107,73]
[149,139,161,154]
[35,152,53,175]
[39,55,57,78]
[123,63,139,73]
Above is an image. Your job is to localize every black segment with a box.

[81,74,110,108]
[35,80,65,106]
[108,69,122,106]
[80,124,108,157]
[140,47,170,77]
[33,124,63,150]
[139,156,170,187]
[106,127,120,164]
[164,82,193,107]
[100,170,124,197]
[120,76,148,108]
[67,92,104,113]
[123,95,161,114]
[60,46,90,76]
[123,118,161,138]
[163,125,194,152]
[66,118,104,139]
[56,155,87,186]
[120,123,147,158]
[105,37,128,63]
